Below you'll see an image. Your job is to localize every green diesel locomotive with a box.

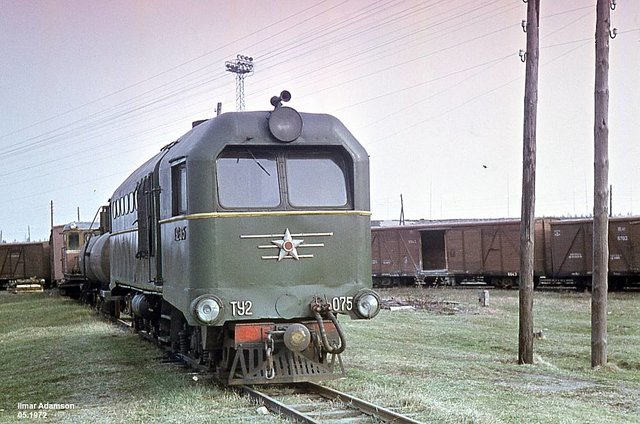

[81,92,380,384]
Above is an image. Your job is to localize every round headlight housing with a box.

[353,289,381,319]
[268,106,303,143]
[191,295,224,325]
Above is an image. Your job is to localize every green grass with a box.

[332,288,640,423]
[0,292,284,423]
[1,289,639,423]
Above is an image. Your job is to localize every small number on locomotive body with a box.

[230,300,253,316]
[331,296,353,312]
[174,226,187,241]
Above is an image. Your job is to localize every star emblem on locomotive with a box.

[241,228,332,261]
[272,228,304,261]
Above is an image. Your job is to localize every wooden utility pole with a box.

[519,0,540,365]
[592,0,611,368]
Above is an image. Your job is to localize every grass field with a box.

[0,289,638,423]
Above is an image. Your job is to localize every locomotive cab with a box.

[57,222,98,295]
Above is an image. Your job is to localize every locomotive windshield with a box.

[286,152,348,207]
[215,147,351,209]
[216,150,280,208]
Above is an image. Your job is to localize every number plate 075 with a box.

[331,296,353,312]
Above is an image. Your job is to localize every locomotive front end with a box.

[159,92,379,384]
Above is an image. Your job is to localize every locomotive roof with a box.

[166,111,368,161]
[62,221,96,231]
[111,110,369,199]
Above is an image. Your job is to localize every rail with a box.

[240,382,423,423]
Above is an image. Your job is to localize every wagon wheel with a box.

[502,278,515,289]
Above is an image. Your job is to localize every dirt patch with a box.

[381,295,470,315]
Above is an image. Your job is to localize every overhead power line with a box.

[0,0,615,205]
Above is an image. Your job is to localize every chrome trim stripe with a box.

[257,243,325,249]
[110,228,137,236]
[159,210,370,224]
[242,232,333,239]
[261,254,314,260]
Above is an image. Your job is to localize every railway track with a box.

[240,382,423,423]
[111,310,423,422]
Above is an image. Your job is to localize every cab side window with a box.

[172,162,187,216]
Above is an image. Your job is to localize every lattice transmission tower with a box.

[225,54,254,111]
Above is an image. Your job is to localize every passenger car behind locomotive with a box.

[80,92,380,384]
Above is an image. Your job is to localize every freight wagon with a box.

[0,241,51,287]
[371,219,545,287]
[372,217,640,289]
[544,217,640,290]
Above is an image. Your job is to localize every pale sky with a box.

[1,0,639,242]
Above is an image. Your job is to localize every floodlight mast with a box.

[225,54,254,111]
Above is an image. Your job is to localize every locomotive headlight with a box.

[191,295,224,325]
[353,289,381,319]
[268,106,303,143]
